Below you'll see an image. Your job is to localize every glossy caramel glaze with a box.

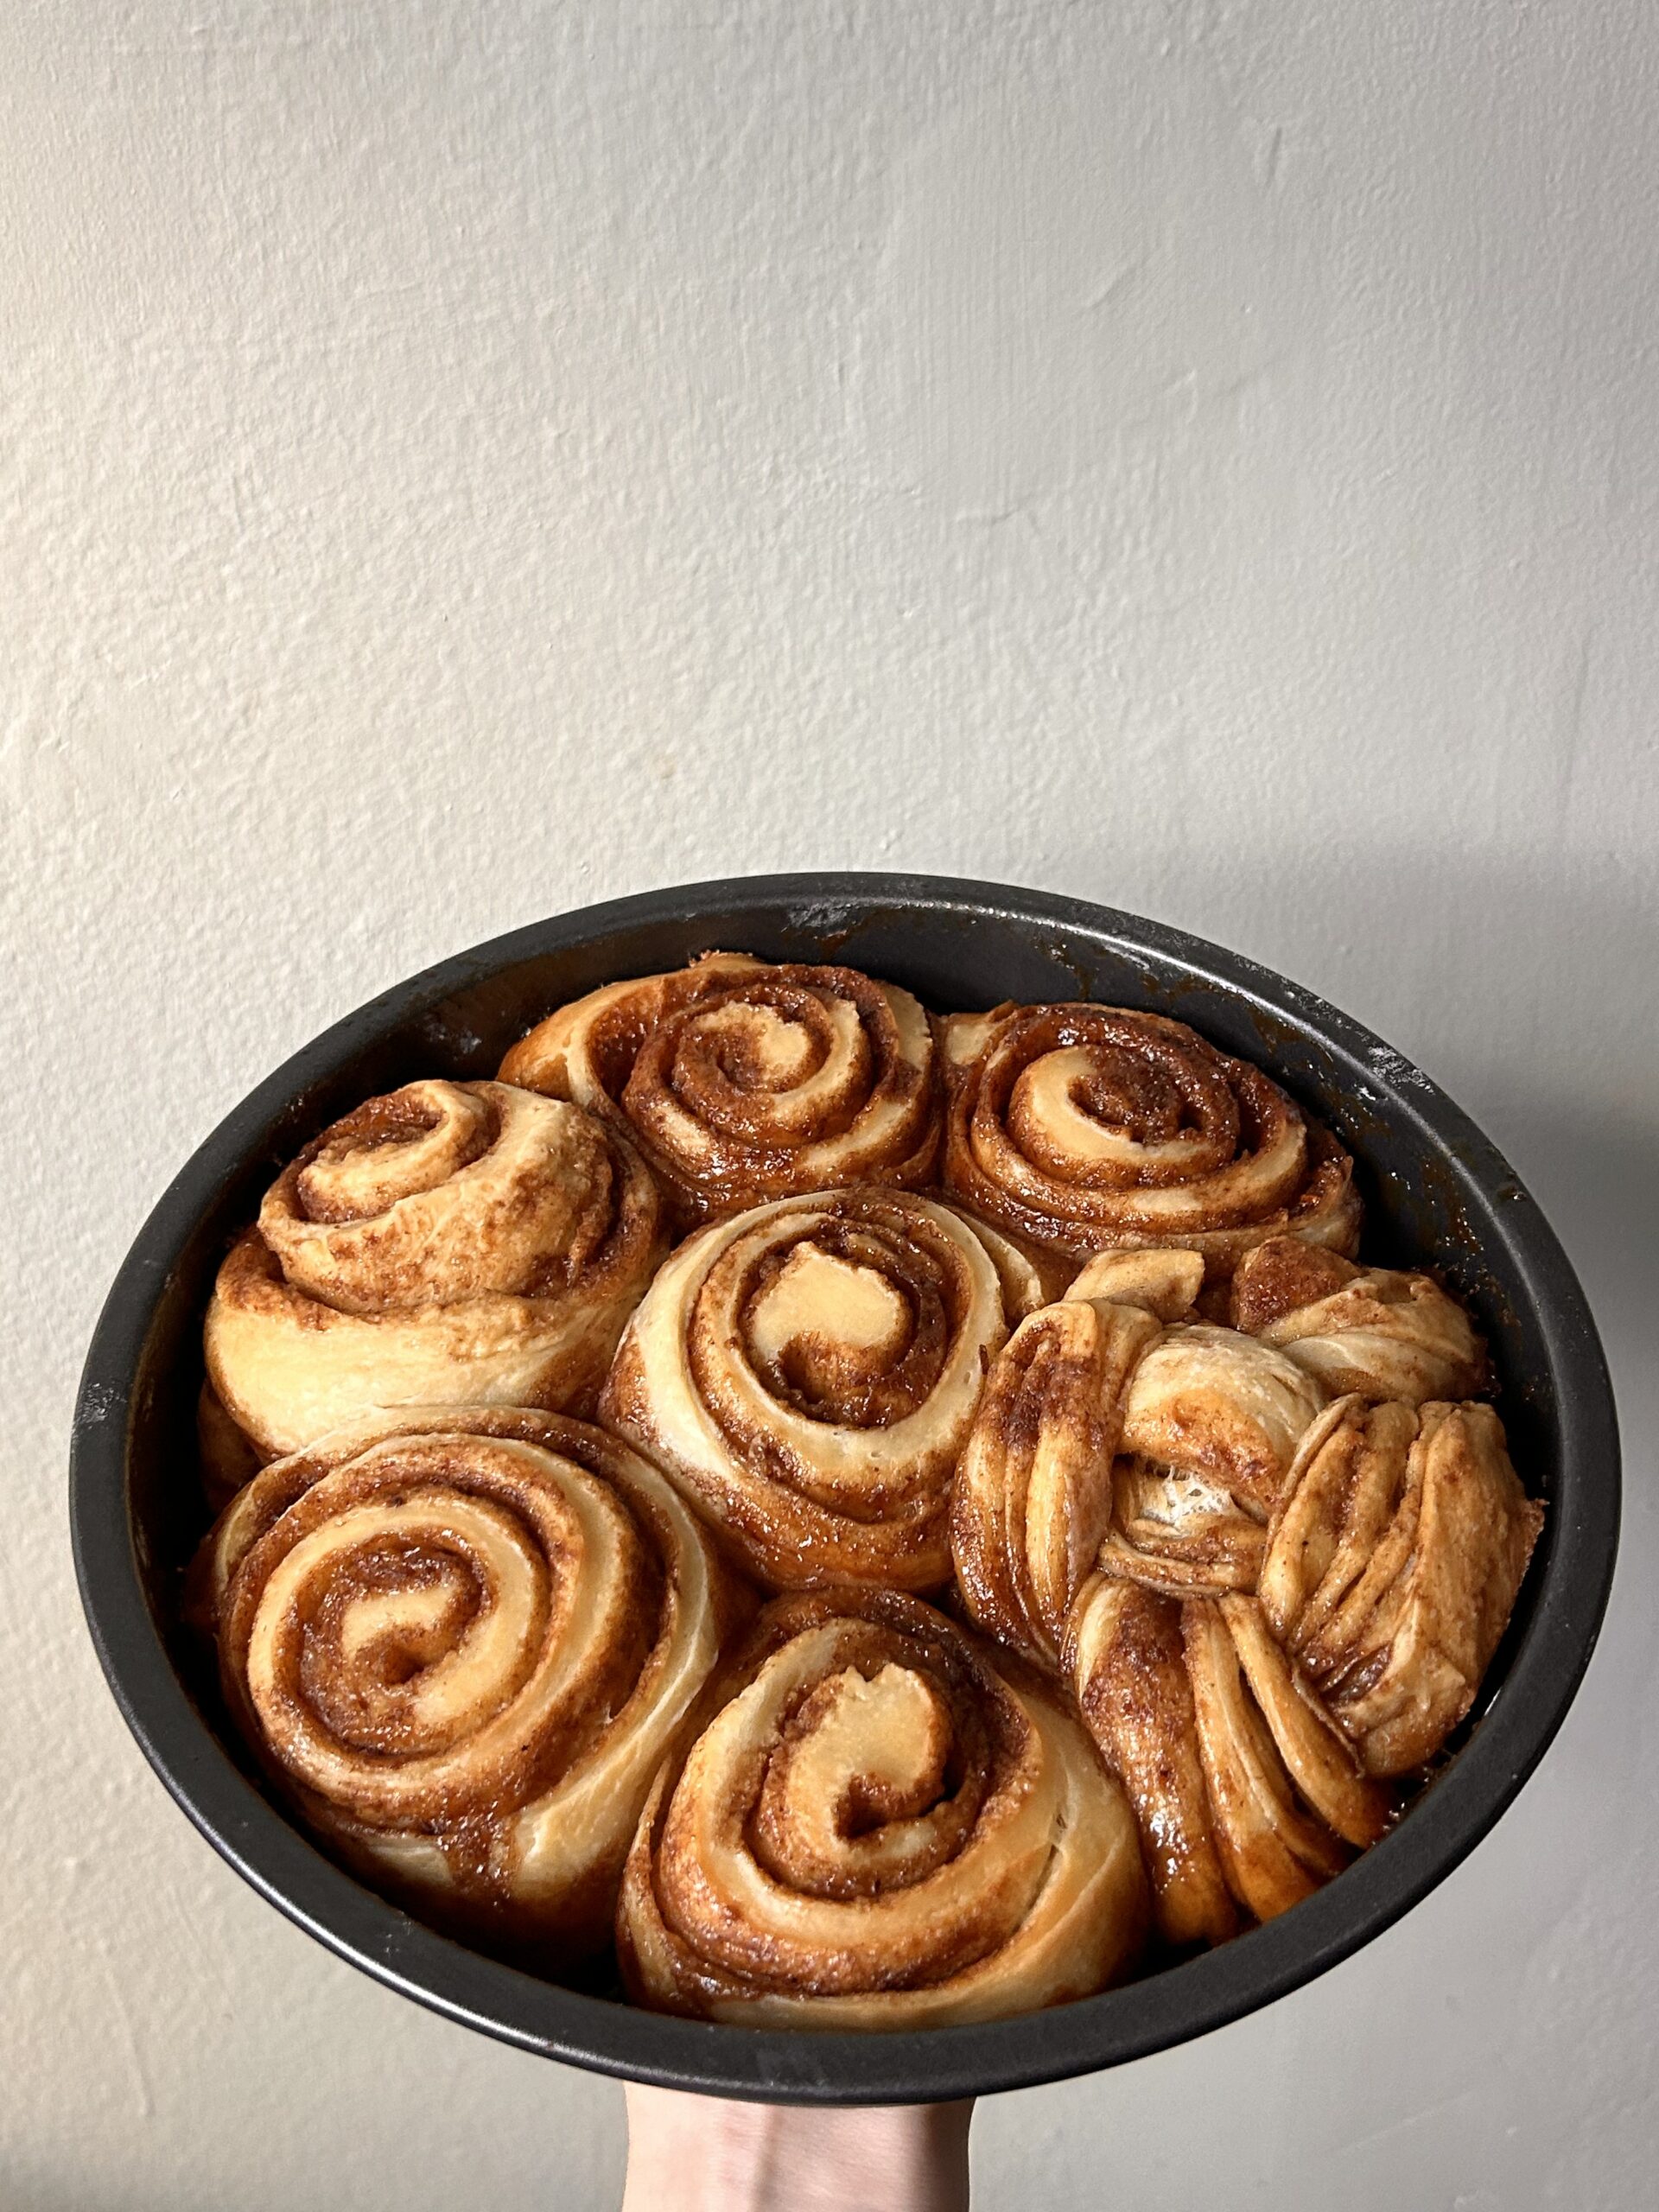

[942,1002,1361,1280]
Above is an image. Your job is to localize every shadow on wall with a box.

[10,2175,204,2212]
[1034,836,1659,1334]
[1494,1091,1659,1331]
[1050,838,1653,1130]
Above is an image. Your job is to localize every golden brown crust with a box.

[195,1408,747,1960]
[203,1080,665,1460]
[950,1298,1161,1665]
[1260,1396,1543,1775]
[601,1188,1021,1592]
[1065,1578,1239,1948]
[617,1586,1147,2027]
[941,1003,1361,1280]
[1066,1579,1394,1944]
[501,954,942,1221]
[1230,1236,1487,1403]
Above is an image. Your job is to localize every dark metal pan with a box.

[68,874,1619,2103]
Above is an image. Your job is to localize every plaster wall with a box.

[3,4,1656,2205]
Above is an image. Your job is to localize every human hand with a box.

[620,2082,973,2212]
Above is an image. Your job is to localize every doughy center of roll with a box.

[753,1662,968,1896]
[1009,1046,1217,1176]
[273,1493,547,1758]
[747,1245,911,1370]
[691,1001,821,1090]
[735,1233,938,1429]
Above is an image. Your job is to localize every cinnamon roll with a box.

[196,1408,745,1958]
[204,1079,664,1461]
[1066,1580,1394,1943]
[1096,1321,1329,1599]
[617,1586,1147,2027]
[1230,1236,1487,1404]
[942,1003,1361,1280]
[500,953,941,1220]
[1259,1397,1543,1775]
[601,1187,1029,1592]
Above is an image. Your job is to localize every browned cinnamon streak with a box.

[499,954,943,1221]
[1229,1236,1489,1404]
[942,1002,1361,1279]
[600,1187,1019,1592]
[203,1079,666,1465]
[617,1586,1147,2026]
[1065,1579,1395,1945]
[200,1408,747,1960]
[1259,1396,1542,1775]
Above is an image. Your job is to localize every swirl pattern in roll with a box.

[196,1408,745,1957]
[617,1586,1147,2027]
[499,952,942,1219]
[601,1187,1036,1592]
[942,1002,1361,1280]
[1230,1236,1487,1404]
[1259,1397,1543,1775]
[204,1079,665,1460]
[1066,1580,1394,1943]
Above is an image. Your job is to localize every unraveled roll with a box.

[1260,1396,1544,1774]
[601,1187,1039,1591]
[953,1247,1332,1637]
[618,1586,1147,2027]
[1066,1580,1394,1946]
[500,952,941,1219]
[205,1079,664,1460]
[942,1002,1360,1279]
[950,1296,1162,1666]
[1230,1236,1487,1404]
[1101,1316,1328,1600]
[195,1408,745,1958]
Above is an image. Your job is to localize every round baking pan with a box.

[69,874,1620,2104]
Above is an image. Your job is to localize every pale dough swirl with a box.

[617,1586,1147,2028]
[500,953,941,1219]
[194,1408,745,1958]
[204,1080,665,1461]
[943,1003,1361,1280]
[601,1188,1039,1592]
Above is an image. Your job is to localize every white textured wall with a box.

[4,3,1656,2205]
